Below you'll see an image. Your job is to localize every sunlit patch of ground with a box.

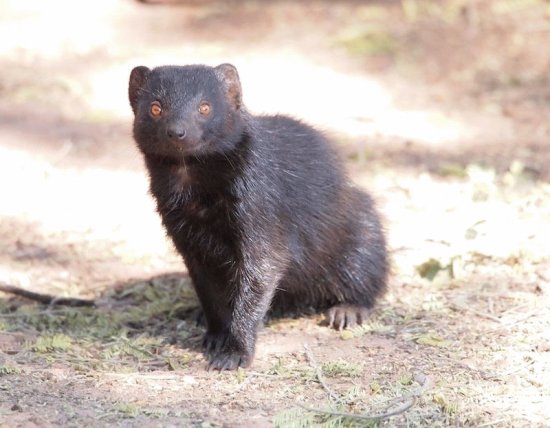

[1,0,549,426]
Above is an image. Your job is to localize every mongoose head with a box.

[129,63,244,159]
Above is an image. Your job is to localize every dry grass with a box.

[1,0,550,426]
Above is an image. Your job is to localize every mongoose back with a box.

[129,63,388,370]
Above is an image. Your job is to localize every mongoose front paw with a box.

[326,304,370,330]
[207,349,252,371]
[202,332,229,356]
[203,333,254,370]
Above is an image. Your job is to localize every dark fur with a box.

[129,64,388,370]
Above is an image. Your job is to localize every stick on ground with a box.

[0,283,95,307]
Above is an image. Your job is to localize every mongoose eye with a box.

[150,101,162,117]
[199,103,210,116]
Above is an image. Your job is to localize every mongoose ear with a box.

[129,66,151,114]
[214,63,242,110]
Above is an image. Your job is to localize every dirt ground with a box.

[1,0,549,426]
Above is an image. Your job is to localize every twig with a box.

[298,397,416,421]
[246,371,279,378]
[303,344,344,404]
[123,341,156,358]
[300,388,427,421]
[450,303,502,324]
[478,418,510,427]
[486,359,535,380]
[502,311,539,328]
[0,283,95,307]
[299,357,432,422]
[0,306,91,318]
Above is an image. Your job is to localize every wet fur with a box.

[129,64,388,370]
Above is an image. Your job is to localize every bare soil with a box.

[1,1,549,426]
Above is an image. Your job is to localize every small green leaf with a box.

[416,258,443,281]
[236,367,246,384]
[322,359,362,378]
[433,393,458,414]
[414,334,450,348]
[340,330,355,340]
[399,372,413,385]
[370,381,381,394]
[0,365,22,376]
[32,334,73,353]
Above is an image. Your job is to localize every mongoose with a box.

[128,63,388,370]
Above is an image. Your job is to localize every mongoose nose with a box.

[166,127,187,140]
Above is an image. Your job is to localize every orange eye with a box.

[150,101,162,117]
[199,103,210,116]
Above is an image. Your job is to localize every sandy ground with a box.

[1,0,549,426]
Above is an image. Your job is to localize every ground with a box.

[0,0,549,426]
